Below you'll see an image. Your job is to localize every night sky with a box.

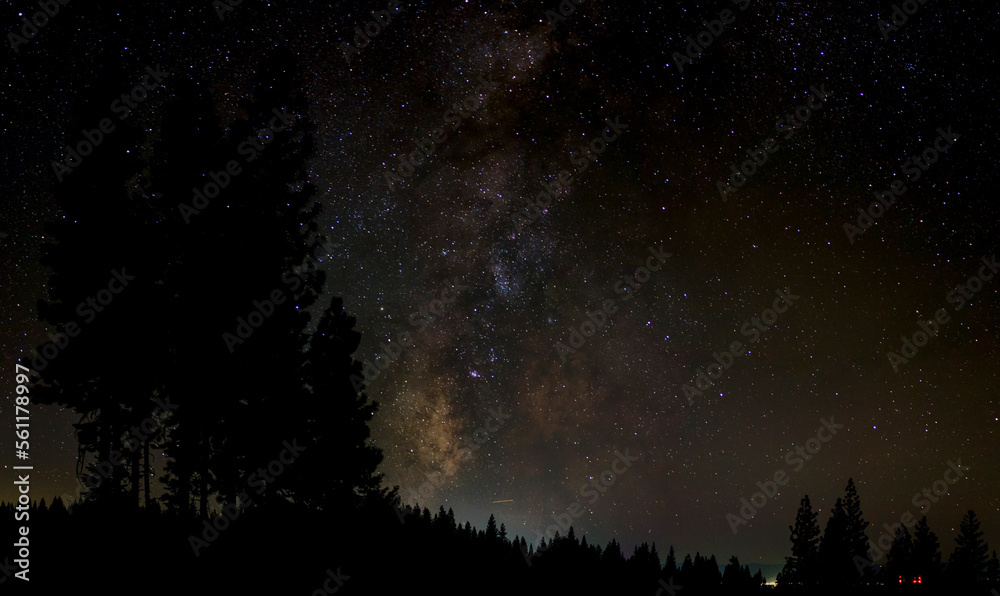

[2,0,999,575]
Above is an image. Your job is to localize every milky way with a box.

[3,0,999,573]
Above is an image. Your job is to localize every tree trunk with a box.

[143,437,151,508]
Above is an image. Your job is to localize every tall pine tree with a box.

[912,516,942,581]
[949,510,990,585]
[33,48,168,511]
[779,495,821,587]
[886,525,915,582]
[843,478,871,564]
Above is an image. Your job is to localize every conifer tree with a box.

[665,545,678,574]
[723,555,743,587]
[485,514,499,542]
[843,478,872,563]
[949,510,990,585]
[290,297,384,512]
[779,495,821,586]
[818,497,851,584]
[912,516,942,580]
[33,48,165,511]
[886,525,915,581]
[986,550,999,583]
[149,47,323,515]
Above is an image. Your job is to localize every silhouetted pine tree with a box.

[886,525,915,582]
[290,297,384,512]
[679,552,694,586]
[665,544,678,574]
[819,497,852,585]
[149,47,321,516]
[704,554,723,586]
[203,46,320,513]
[601,538,624,561]
[33,48,165,511]
[987,550,999,583]
[778,495,821,587]
[149,75,230,517]
[912,516,942,582]
[949,509,990,586]
[49,496,68,516]
[843,478,872,576]
[486,513,499,542]
[723,555,744,588]
[628,542,660,578]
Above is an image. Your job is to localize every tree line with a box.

[779,478,998,591]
